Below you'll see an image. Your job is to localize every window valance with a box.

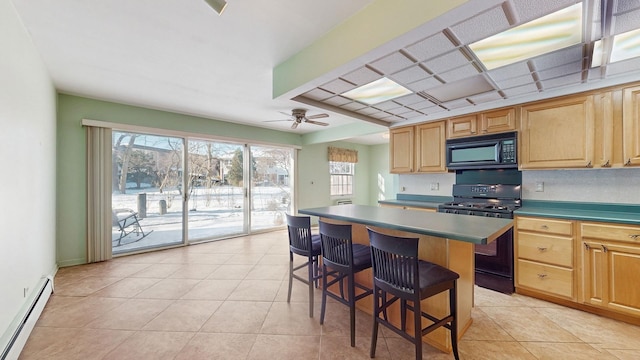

[328,146,358,163]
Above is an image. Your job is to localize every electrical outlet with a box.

[23,287,29,297]
[401,186,406,192]
[430,182,439,191]
[535,182,544,192]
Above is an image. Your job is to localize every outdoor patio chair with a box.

[112,208,152,246]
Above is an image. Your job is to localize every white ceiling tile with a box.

[319,78,356,94]
[389,65,430,85]
[606,56,640,76]
[302,88,334,101]
[588,67,605,81]
[615,0,640,13]
[488,61,531,81]
[340,101,367,111]
[405,77,443,92]
[612,7,640,35]
[400,110,426,120]
[323,96,352,106]
[356,107,380,116]
[439,63,480,82]
[422,50,470,74]
[493,73,535,89]
[393,93,426,106]
[537,61,583,80]
[411,100,439,111]
[511,0,578,24]
[531,45,584,70]
[391,107,415,116]
[369,51,415,75]
[467,91,503,104]
[502,83,539,98]
[341,67,381,86]
[441,98,472,110]
[540,72,583,89]
[374,100,402,111]
[450,6,511,44]
[422,106,447,116]
[405,32,457,61]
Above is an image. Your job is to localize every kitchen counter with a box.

[378,194,450,210]
[515,200,640,225]
[300,204,513,244]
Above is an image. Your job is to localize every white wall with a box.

[0,0,57,351]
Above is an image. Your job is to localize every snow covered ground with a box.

[112,184,290,254]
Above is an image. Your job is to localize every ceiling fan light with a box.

[204,0,227,15]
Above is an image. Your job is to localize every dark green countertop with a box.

[515,200,640,225]
[299,204,513,245]
[378,194,451,210]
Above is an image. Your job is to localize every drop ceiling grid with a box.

[296,0,640,128]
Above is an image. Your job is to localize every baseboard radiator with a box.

[335,199,353,205]
[1,277,53,360]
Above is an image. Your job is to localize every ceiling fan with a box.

[265,108,329,129]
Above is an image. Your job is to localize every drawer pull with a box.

[540,225,549,230]
[537,273,547,279]
[586,161,593,168]
[629,234,640,240]
[601,245,608,253]
[584,243,590,250]
[625,158,632,166]
[537,246,548,252]
[601,160,611,167]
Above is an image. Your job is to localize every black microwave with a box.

[445,131,517,170]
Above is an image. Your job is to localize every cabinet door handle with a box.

[540,225,549,230]
[601,245,608,253]
[625,158,632,166]
[584,242,590,250]
[537,246,548,252]
[601,160,610,167]
[537,273,547,279]
[586,161,593,168]
[629,234,640,240]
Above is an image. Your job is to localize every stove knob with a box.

[484,213,491,217]
[494,213,502,218]
[453,210,459,214]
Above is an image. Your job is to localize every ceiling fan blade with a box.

[290,121,299,129]
[305,119,329,126]
[263,119,291,123]
[279,111,293,118]
[306,113,329,119]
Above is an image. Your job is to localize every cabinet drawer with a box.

[517,217,573,236]
[518,232,573,267]
[581,222,640,244]
[517,259,573,299]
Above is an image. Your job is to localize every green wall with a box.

[57,94,390,266]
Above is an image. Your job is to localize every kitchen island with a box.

[299,204,513,354]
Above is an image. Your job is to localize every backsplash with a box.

[522,168,640,204]
[397,168,640,204]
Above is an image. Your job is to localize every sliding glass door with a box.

[111,132,185,254]
[187,140,246,241]
[110,130,293,254]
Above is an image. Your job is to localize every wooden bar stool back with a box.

[286,214,322,317]
[318,221,373,347]
[367,228,460,360]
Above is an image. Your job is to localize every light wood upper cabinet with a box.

[519,95,596,169]
[481,108,517,134]
[581,222,640,317]
[447,108,516,139]
[415,121,446,172]
[623,85,640,166]
[390,126,414,173]
[447,115,478,138]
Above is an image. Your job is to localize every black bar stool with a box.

[318,221,373,347]
[286,214,322,317]
[367,228,460,360]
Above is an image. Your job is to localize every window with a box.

[330,161,354,196]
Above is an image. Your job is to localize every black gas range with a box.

[437,184,521,294]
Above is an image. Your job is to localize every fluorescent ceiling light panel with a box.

[205,0,227,15]
[470,3,583,70]
[342,77,412,105]
[610,28,640,63]
[591,39,603,67]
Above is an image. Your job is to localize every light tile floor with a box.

[20,230,640,359]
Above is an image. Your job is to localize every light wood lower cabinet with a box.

[515,216,575,300]
[581,222,640,317]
